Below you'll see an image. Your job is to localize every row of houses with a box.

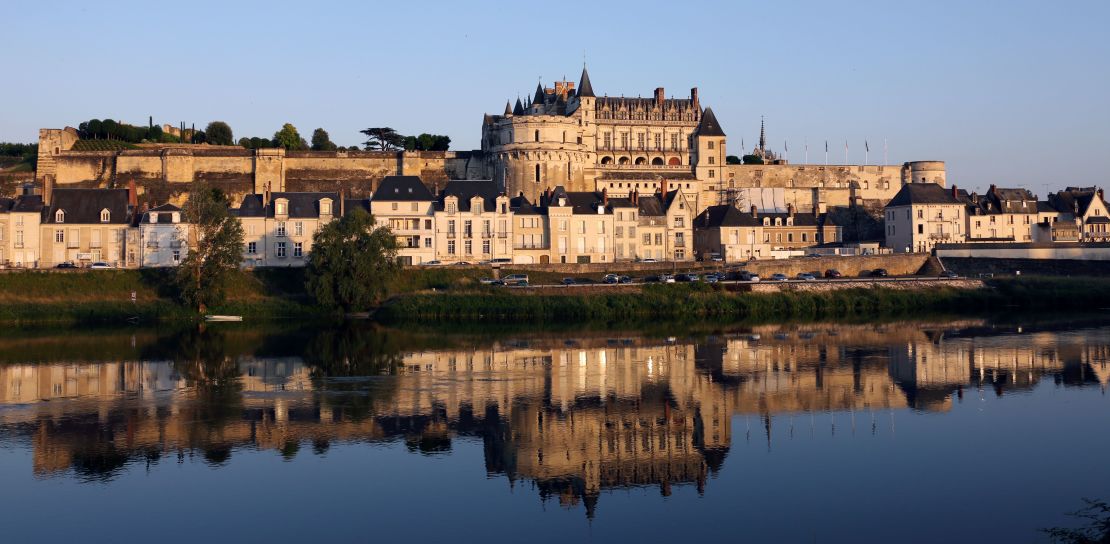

[0,176,843,268]
[883,183,1109,253]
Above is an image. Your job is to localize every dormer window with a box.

[100,208,111,223]
[447,201,457,214]
[786,217,793,226]
[320,200,332,215]
[55,210,65,223]
[275,201,288,215]
[763,218,770,226]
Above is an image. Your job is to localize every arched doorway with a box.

[618,157,630,165]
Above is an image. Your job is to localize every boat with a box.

[204,315,243,322]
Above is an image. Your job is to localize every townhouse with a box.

[964,185,1039,243]
[433,180,513,263]
[139,204,189,267]
[236,187,340,267]
[0,189,44,267]
[884,183,966,253]
[40,185,139,268]
[693,204,839,262]
[369,176,436,265]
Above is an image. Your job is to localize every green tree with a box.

[306,208,399,312]
[205,121,234,146]
[176,181,245,314]
[273,123,306,150]
[311,128,337,151]
[402,133,451,151]
[742,154,764,165]
[726,155,741,165]
[360,127,404,151]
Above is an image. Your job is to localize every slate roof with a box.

[697,107,726,137]
[344,198,370,216]
[235,192,338,218]
[435,179,500,212]
[0,197,13,213]
[149,203,181,212]
[142,203,182,224]
[12,195,43,213]
[509,195,543,215]
[886,183,962,207]
[577,67,595,98]
[1048,187,1102,217]
[547,186,611,215]
[372,176,434,202]
[43,188,131,224]
[695,205,760,228]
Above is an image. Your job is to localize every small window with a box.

[100,209,110,223]
[534,130,540,142]
[55,210,65,223]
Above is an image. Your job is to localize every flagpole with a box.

[844,140,848,164]
[804,138,809,165]
[865,140,869,166]
[824,140,828,166]
[884,138,888,165]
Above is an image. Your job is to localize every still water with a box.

[0,318,1108,543]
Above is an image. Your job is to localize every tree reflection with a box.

[1043,499,1110,543]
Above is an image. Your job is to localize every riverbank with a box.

[377,276,1110,323]
[0,269,321,324]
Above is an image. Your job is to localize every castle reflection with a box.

[1,320,1107,517]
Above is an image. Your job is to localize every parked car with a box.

[502,274,529,286]
[643,275,661,283]
[704,273,720,283]
[770,273,789,282]
[603,274,620,284]
[89,262,113,270]
[940,270,959,279]
[618,275,632,284]
[477,260,491,265]
[55,262,77,269]
[423,260,443,266]
[660,274,676,284]
[490,258,512,264]
[708,253,724,262]
[738,271,761,282]
[479,277,499,285]
[453,261,471,266]
[562,277,577,285]
[824,269,842,278]
[640,258,658,263]
[797,272,817,281]
[870,268,889,277]
[677,273,700,282]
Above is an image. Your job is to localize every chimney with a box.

[952,184,958,200]
[690,87,699,109]
[1099,188,1105,201]
[787,203,795,217]
[264,182,271,207]
[661,179,668,200]
[21,183,33,196]
[128,179,138,209]
[43,174,54,206]
[339,187,345,217]
[654,87,665,108]
[602,187,608,206]
[751,205,758,218]
[632,189,638,205]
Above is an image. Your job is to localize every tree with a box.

[311,128,337,151]
[306,208,399,312]
[401,133,451,151]
[742,154,765,165]
[176,181,245,314]
[360,127,404,151]
[205,121,234,146]
[273,123,306,150]
[726,155,742,165]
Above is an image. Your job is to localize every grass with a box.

[377,276,1110,324]
[0,268,321,325]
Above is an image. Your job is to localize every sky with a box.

[2,0,1107,196]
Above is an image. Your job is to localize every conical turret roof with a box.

[577,66,595,98]
[533,82,545,107]
[504,101,512,115]
[513,98,524,115]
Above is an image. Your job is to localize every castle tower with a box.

[694,107,726,188]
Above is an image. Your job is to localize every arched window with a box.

[618,157,630,165]
[55,209,65,223]
[668,157,681,165]
[651,157,664,165]
[100,208,110,223]
[535,164,540,183]
[635,157,647,165]
[601,156,613,165]
[562,131,566,143]
[534,130,540,142]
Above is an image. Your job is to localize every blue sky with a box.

[3,0,1107,196]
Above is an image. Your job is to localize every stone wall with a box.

[935,242,1110,261]
[487,253,930,277]
[722,163,906,209]
[747,278,983,292]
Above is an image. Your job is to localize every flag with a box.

[825,141,828,152]
[865,140,870,152]
[784,139,788,152]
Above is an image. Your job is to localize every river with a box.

[0,317,1108,543]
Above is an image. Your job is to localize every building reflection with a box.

[0,320,1107,517]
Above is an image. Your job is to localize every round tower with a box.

[903,161,947,186]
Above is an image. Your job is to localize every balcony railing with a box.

[497,232,508,238]
[928,233,952,241]
[446,231,456,239]
[595,163,688,170]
